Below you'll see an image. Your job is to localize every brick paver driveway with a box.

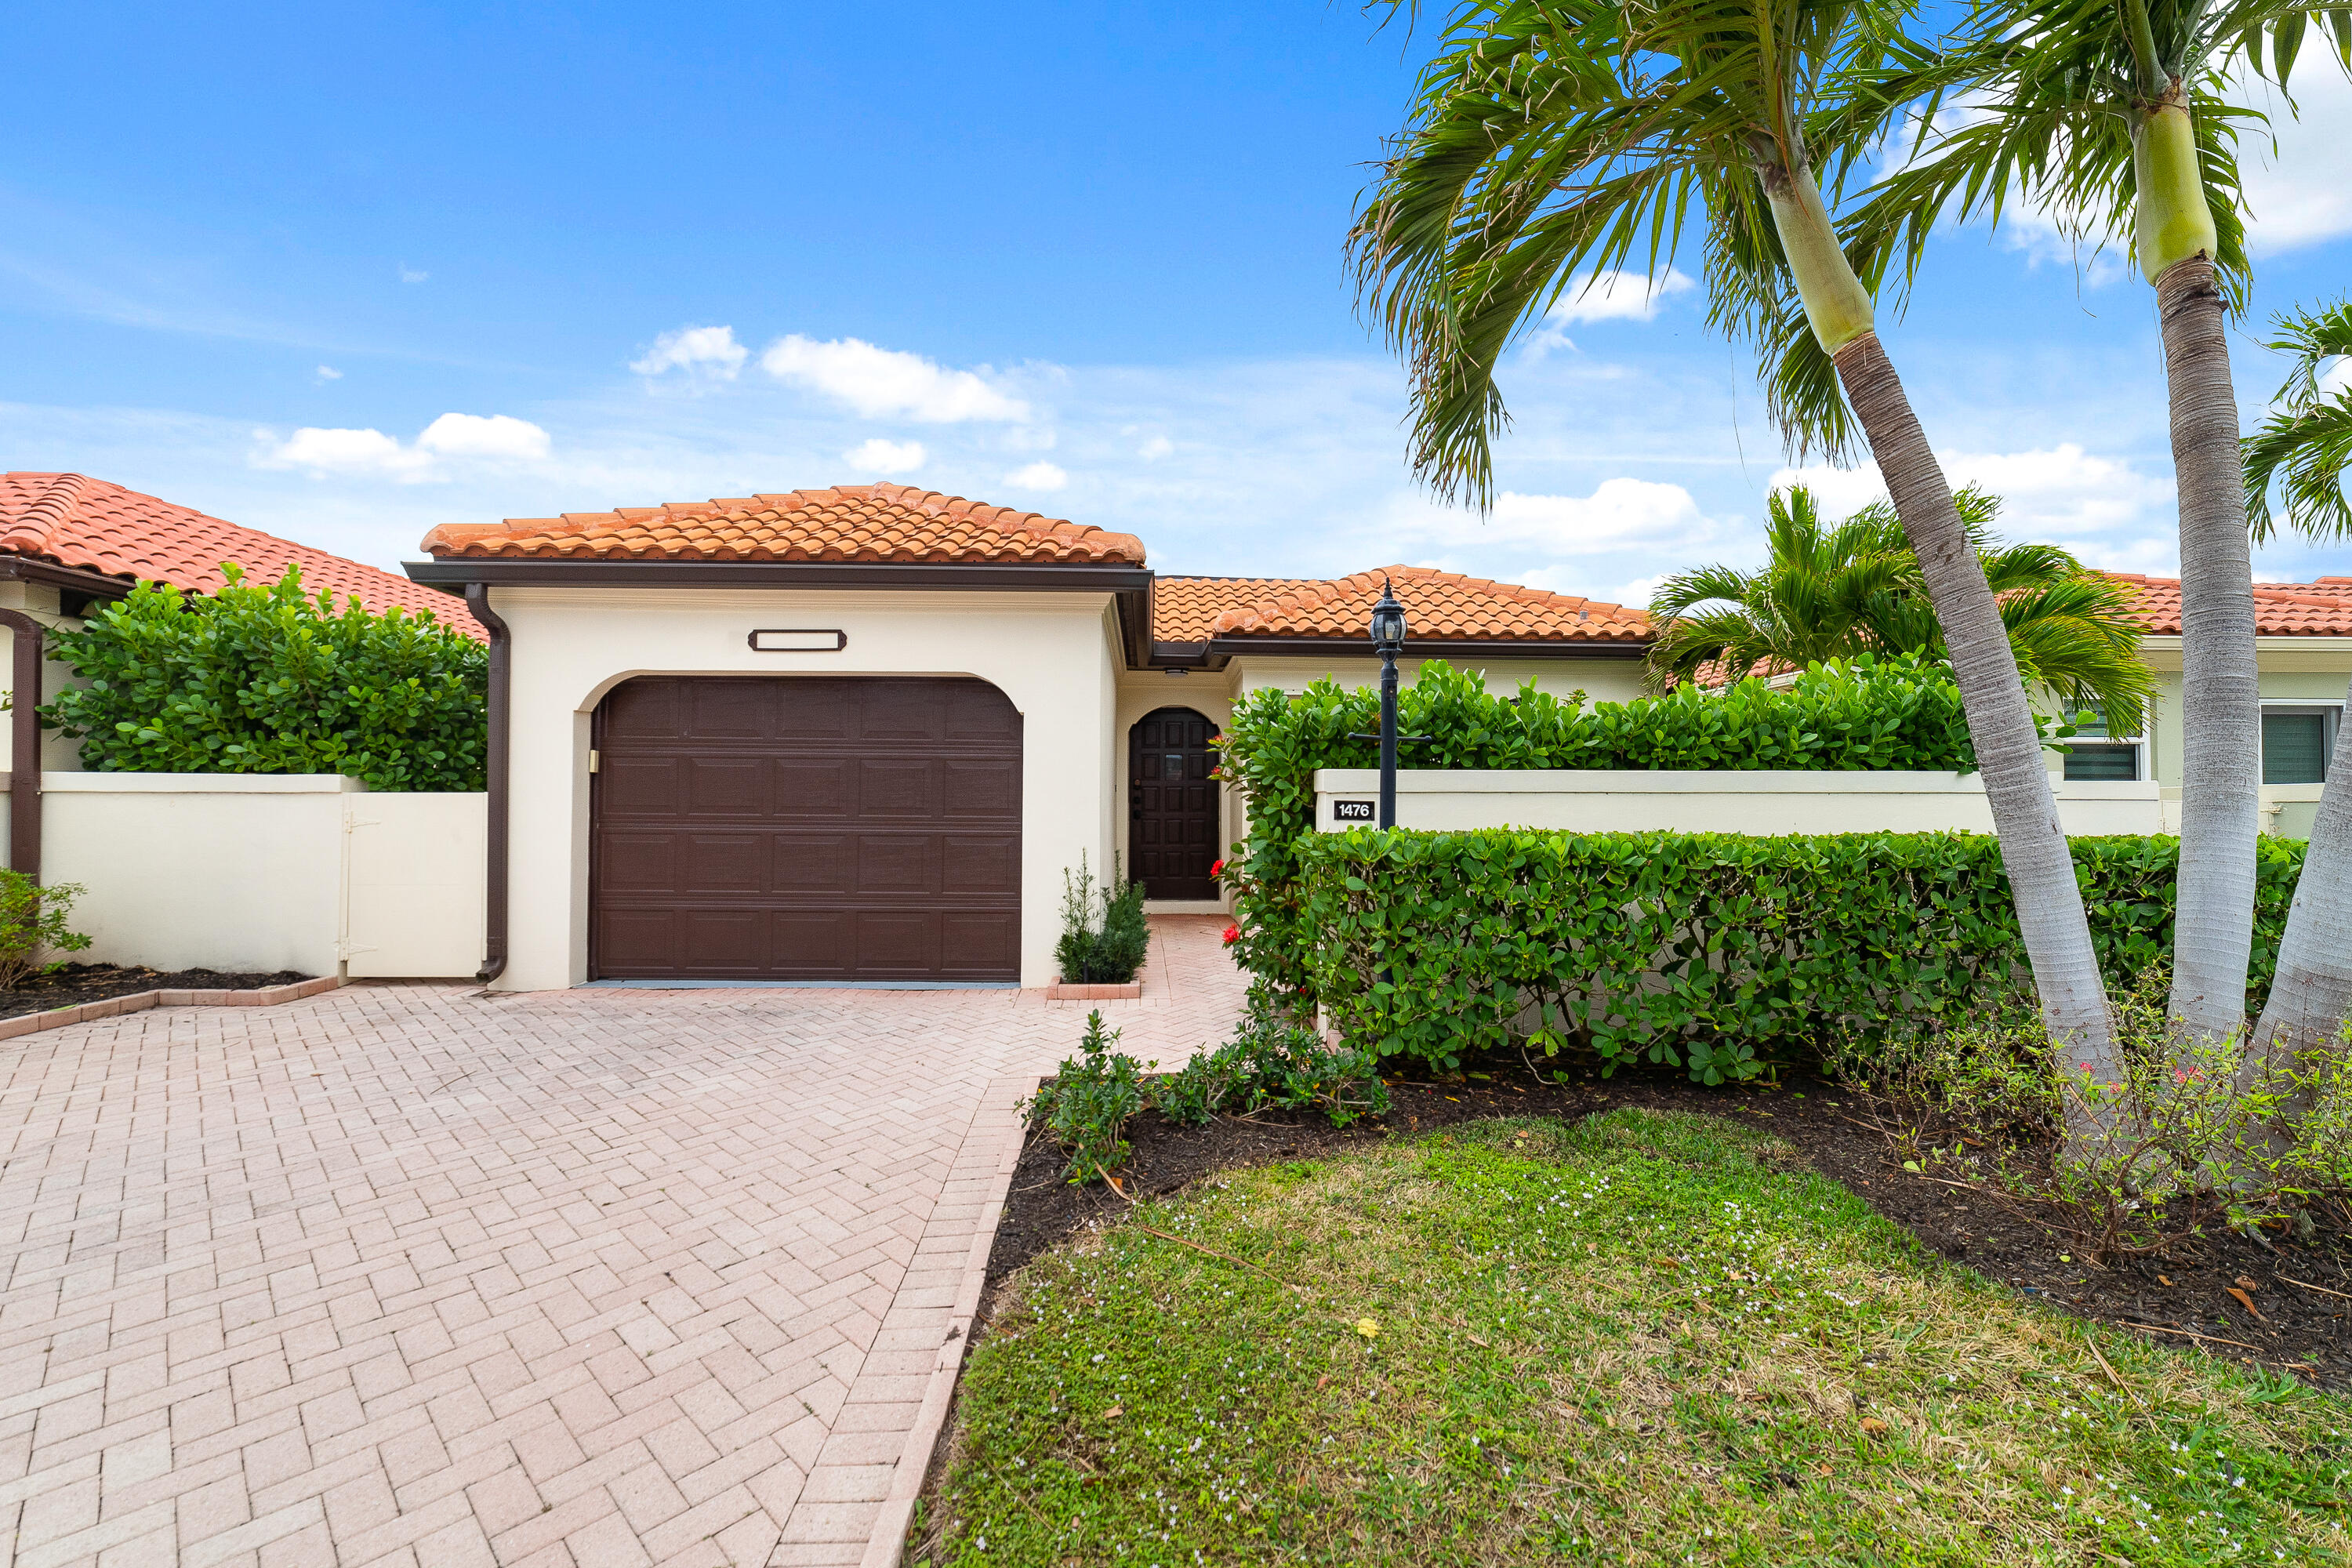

[0,917,1245,1568]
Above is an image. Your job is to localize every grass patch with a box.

[921,1110,2351,1566]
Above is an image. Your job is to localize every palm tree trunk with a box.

[2138,91,2259,1042]
[1832,333,2122,1121]
[2156,255,2260,1041]
[2247,669,2352,1089]
[1762,161,2125,1133]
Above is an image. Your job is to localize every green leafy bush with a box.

[1218,655,1985,988]
[1054,854,1150,984]
[1148,978,1390,1128]
[1025,1011,1149,1184]
[1295,829,2303,1083]
[0,872,90,989]
[1826,975,2352,1256]
[41,564,486,792]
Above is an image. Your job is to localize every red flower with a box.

[1221,924,1240,946]
[1210,858,1225,878]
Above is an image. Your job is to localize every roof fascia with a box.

[405,558,1153,593]
[0,554,139,608]
[1203,634,1650,661]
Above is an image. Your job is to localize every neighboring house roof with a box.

[0,471,481,635]
[2110,573,2352,637]
[419,483,1149,565]
[1169,564,1648,646]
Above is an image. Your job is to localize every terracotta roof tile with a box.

[1189,564,1650,645]
[1150,576,1330,641]
[421,482,1148,566]
[0,473,481,636]
[2111,573,2352,636]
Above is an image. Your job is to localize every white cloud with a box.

[1138,434,1174,459]
[1528,269,1697,354]
[1770,442,2174,550]
[1004,460,1068,492]
[397,264,429,284]
[631,325,748,379]
[2319,358,2351,401]
[2238,69,2352,253]
[416,412,552,461]
[261,426,429,478]
[1397,477,1714,556]
[842,437,925,474]
[256,412,551,481]
[760,334,1028,422]
[314,365,343,382]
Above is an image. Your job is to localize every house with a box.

[2088,575,2352,837]
[406,483,1649,990]
[0,470,482,776]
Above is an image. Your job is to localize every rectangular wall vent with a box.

[747,628,849,652]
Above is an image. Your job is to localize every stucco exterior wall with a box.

[489,586,1122,990]
[1312,768,2166,837]
[0,580,92,774]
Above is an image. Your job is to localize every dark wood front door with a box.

[592,676,1022,982]
[1129,706,1220,900]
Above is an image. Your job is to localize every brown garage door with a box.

[592,677,1022,982]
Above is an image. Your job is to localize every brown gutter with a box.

[463,585,509,983]
[0,611,42,881]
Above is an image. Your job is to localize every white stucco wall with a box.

[1312,768,2166,837]
[0,580,92,773]
[489,586,1122,990]
[3,774,485,976]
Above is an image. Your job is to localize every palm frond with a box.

[2246,392,2352,541]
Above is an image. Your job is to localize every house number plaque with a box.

[747,629,848,652]
[1332,800,1376,822]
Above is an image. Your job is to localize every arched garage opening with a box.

[590,675,1022,982]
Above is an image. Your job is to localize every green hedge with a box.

[1297,829,2304,1083]
[41,564,487,792]
[1219,655,1985,989]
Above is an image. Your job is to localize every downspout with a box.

[0,610,42,883]
[464,584,509,984]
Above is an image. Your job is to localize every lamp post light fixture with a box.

[1370,578,1408,829]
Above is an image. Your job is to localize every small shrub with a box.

[1025,1011,1150,1184]
[1148,978,1391,1128]
[1055,854,1151,984]
[0,873,92,989]
[1827,977,2352,1257]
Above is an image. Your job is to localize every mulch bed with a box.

[986,1071,2352,1391]
[0,962,311,1022]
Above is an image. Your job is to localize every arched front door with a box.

[1128,706,1219,900]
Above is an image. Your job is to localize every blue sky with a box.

[6,1,2351,607]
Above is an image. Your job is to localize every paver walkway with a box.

[0,916,1247,1568]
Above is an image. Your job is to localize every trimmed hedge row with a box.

[1297,829,2305,1083]
[1220,655,1985,989]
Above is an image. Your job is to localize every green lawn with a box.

[918,1110,2350,1566]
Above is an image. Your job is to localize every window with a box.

[2262,705,2340,785]
[2062,705,2142,782]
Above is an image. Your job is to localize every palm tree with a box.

[2245,299,2352,1066]
[1838,1,2350,1042]
[1350,0,2125,1121]
[1648,485,2154,730]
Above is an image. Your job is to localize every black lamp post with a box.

[1370,578,1408,829]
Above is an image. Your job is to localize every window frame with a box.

[2259,701,2343,786]
[2060,703,2146,784]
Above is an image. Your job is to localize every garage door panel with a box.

[856,912,938,972]
[773,834,855,894]
[942,759,1019,818]
[601,832,681,893]
[855,835,935,894]
[689,681,772,739]
[593,677,1022,982]
[858,759,937,817]
[688,757,770,817]
[603,757,682,816]
[941,834,1019,894]
[772,911,851,974]
[941,912,1019,975]
[773,760,851,817]
[681,834,764,894]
